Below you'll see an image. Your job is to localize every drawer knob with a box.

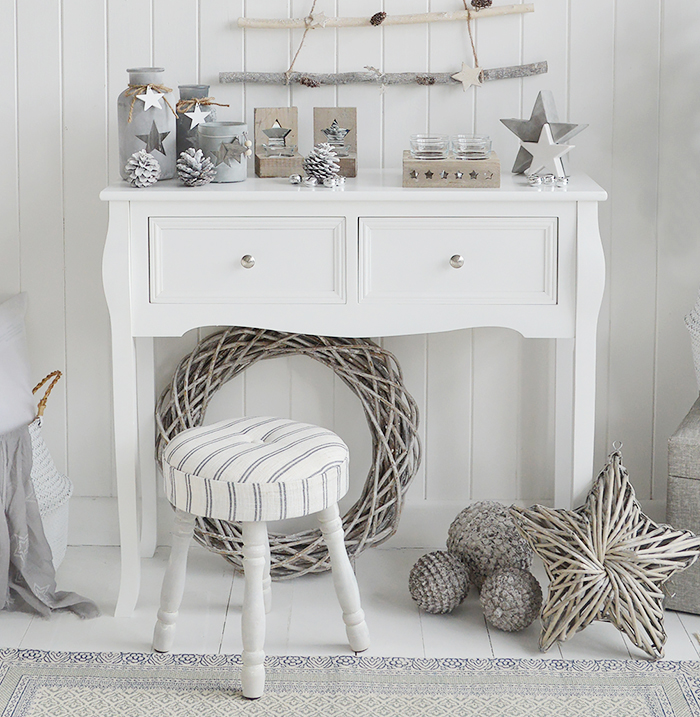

[241,254,256,269]
[449,254,465,269]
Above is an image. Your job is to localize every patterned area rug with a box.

[1,649,700,716]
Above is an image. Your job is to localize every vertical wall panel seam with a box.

[13,0,21,286]
[603,0,618,455]
[104,0,110,180]
[150,0,155,64]
[196,0,201,83]
[649,0,664,500]
[58,0,69,470]
[380,0,385,169]
[565,0,571,120]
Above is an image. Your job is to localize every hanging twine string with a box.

[285,0,319,83]
[175,97,230,113]
[125,84,177,123]
[461,1,482,81]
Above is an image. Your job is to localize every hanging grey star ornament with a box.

[213,137,248,166]
[500,90,587,174]
[136,120,170,155]
[184,105,211,130]
[521,124,574,179]
[451,62,482,91]
[137,86,164,111]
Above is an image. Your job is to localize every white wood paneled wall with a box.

[2,0,700,546]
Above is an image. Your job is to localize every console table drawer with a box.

[359,216,558,304]
[149,216,346,304]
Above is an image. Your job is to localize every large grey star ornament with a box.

[136,120,170,155]
[521,124,573,179]
[213,137,247,166]
[510,448,700,660]
[500,90,587,174]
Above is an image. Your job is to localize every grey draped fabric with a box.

[0,424,99,618]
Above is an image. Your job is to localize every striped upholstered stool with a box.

[152,416,370,699]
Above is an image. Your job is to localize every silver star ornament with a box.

[501,90,587,174]
[213,137,247,166]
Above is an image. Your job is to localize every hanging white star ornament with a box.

[184,105,211,130]
[451,62,482,91]
[521,124,573,179]
[137,85,164,111]
[309,11,329,28]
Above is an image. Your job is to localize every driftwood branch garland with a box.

[238,4,534,29]
[220,61,547,87]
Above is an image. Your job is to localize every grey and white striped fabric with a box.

[162,417,350,522]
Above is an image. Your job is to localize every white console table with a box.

[101,171,606,617]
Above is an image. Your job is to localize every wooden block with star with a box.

[402,151,500,188]
[313,107,357,177]
[254,107,303,177]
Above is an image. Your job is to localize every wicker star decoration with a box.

[510,449,700,660]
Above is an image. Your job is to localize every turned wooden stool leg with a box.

[153,509,196,653]
[262,532,272,614]
[241,521,268,699]
[318,503,370,653]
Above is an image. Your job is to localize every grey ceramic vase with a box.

[198,122,250,183]
[176,85,217,158]
[117,67,176,181]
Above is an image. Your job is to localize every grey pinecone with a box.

[125,149,161,188]
[303,143,340,182]
[177,148,216,187]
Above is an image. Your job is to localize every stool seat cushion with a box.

[162,417,350,522]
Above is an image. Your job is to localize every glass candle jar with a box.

[176,84,216,157]
[451,135,492,160]
[409,134,449,160]
[198,122,250,183]
[117,67,176,180]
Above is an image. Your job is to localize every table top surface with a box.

[100,170,608,203]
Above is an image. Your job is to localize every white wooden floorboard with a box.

[2,545,700,663]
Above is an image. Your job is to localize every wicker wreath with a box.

[155,327,421,579]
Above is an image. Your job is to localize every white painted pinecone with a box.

[303,143,340,181]
[125,149,161,188]
[177,148,216,187]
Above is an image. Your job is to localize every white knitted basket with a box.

[29,372,72,570]
[685,294,700,393]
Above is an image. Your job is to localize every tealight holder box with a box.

[402,134,500,188]
[313,107,357,177]
[254,107,304,177]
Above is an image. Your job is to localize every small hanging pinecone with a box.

[370,11,387,25]
[177,148,216,187]
[125,149,161,188]
[471,0,493,8]
[303,143,340,183]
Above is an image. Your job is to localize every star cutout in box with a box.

[510,448,700,660]
[500,90,587,174]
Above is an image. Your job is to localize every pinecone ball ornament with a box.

[409,550,470,614]
[125,149,161,188]
[303,142,340,184]
[177,148,216,187]
[447,501,533,591]
[479,567,542,632]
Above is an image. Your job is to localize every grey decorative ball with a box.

[447,501,533,591]
[289,173,303,185]
[125,149,161,188]
[177,148,215,187]
[480,568,542,632]
[409,550,470,614]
